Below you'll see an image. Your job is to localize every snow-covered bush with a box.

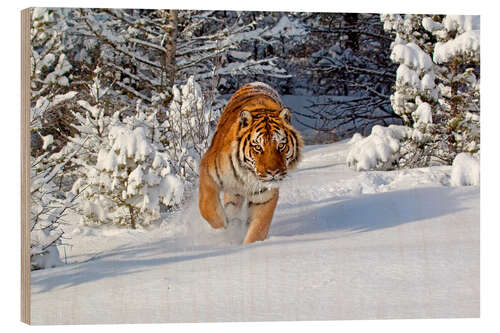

[347,125,412,171]
[30,154,74,270]
[64,72,185,228]
[450,152,480,186]
[73,119,184,228]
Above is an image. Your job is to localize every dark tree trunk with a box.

[344,13,359,51]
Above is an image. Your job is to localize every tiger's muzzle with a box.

[258,168,287,182]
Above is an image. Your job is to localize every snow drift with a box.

[30,140,479,324]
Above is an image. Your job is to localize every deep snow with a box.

[30,140,479,324]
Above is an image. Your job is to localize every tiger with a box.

[198,82,303,244]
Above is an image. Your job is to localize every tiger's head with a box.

[236,107,303,186]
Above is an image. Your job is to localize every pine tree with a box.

[74,115,184,228]
[424,15,480,162]
[61,69,181,228]
[379,14,440,167]
[347,15,480,171]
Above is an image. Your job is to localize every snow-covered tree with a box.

[347,15,480,171]
[72,115,184,228]
[379,14,440,167]
[63,72,215,229]
[158,76,219,187]
[30,9,80,266]
[69,9,292,107]
[30,150,77,270]
[59,69,182,228]
[284,13,399,139]
[425,15,480,161]
[56,67,116,179]
[30,8,78,154]
[31,9,72,97]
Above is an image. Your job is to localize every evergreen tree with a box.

[73,113,184,228]
[347,14,480,171]
[381,14,440,167]
[425,15,480,161]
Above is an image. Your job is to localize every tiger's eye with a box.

[278,143,286,151]
[253,145,263,153]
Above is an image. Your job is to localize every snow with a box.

[450,153,480,186]
[228,50,252,61]
[433,30,480,64]
[348,133,363,145]
[51,91,78,106]
[346,125,412,171]
[77,100,101,119]
[43,54,72,85]
[30,140,479,324]
[31,228,63,269]
[261,15,306,38]
[426,15,480,64]
[413,102,433,125]
[108,126,152,162]
[442,15,480,33]
[396,64,420,87]
[422,17,443,32]
[391,42,433,72]
[41,134,54,150]
[421,71,436,91]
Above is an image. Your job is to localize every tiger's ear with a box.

[239,109,252,128]
[280,107,291,123]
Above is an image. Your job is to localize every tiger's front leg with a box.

[243,189,279,244]
[198,161,227,229]
[223,192,244,222]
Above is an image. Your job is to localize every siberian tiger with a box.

[198,82,303,244]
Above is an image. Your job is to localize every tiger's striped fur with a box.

[198,82,303,243]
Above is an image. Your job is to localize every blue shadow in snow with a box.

[272,186,478,237]
[31,186,478,294]
[31,240,246,293]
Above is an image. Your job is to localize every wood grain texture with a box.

[21,7,31,325]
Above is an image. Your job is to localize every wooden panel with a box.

[20,7,31,325]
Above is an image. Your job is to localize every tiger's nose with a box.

[266,169,281,176]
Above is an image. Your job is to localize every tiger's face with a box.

[237,107,301,185]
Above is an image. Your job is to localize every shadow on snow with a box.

[272,186,477,237]
[31,186,477,293]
